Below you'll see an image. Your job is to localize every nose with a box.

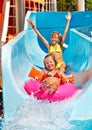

[52,37,56,40]
[48,62,50,66]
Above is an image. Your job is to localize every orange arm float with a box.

[28,67,43,82]
[61,75,74,84]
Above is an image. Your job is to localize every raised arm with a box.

[61,12,72,44]
[27,19,50,50]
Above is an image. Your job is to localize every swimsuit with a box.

[56,62,65,69]
[49,43,62,53]
[43,72,61,79]
[49,43,65,69]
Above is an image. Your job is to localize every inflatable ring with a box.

[24,79,77,102]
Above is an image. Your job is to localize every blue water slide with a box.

[1,11,92,128]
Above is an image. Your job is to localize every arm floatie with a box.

[28,67,43,82]
[61,75,74,84]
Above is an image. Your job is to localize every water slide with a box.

[1,11,92,129]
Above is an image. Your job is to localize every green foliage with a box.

[57,0,92,11]
[57,0,77,11]
[85,0,92,10]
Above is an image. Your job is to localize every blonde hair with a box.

[44,54,56,69]
[51,31,63,50]
[51,31,60,38]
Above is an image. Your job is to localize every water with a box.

[1,94,78,130]
[1,89,92,130]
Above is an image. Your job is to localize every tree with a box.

[85,0,92,10]
[57,0,92,11]
[57,0,77,11]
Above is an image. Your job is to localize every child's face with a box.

[44,56,56,71]
[51,33,59,45]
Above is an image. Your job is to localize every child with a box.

[40,54,73,94]
[35,54,92,94]
[27,12,72,73]
[26,54,71,94]
[27,54,92,94]
[24,54,92,95]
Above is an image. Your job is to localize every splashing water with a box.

[1,87,92,130]
[1,94,79,130]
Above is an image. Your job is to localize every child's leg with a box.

[56,62,66,69]
[74,68,92,87]
[56,62,66,72]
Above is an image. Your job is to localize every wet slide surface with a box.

[1,11,92,129]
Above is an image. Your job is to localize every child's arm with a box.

[27,19,50,50]
[61,12,72,44]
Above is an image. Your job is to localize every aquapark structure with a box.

[1,11,92,129]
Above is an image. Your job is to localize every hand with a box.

[34,76,39,80]
[27,19,35,28]
[48,87,55,94]
[41,79,48,91]
[66,12,72,21]
[48,85,57,94]
[42,69,48,75]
